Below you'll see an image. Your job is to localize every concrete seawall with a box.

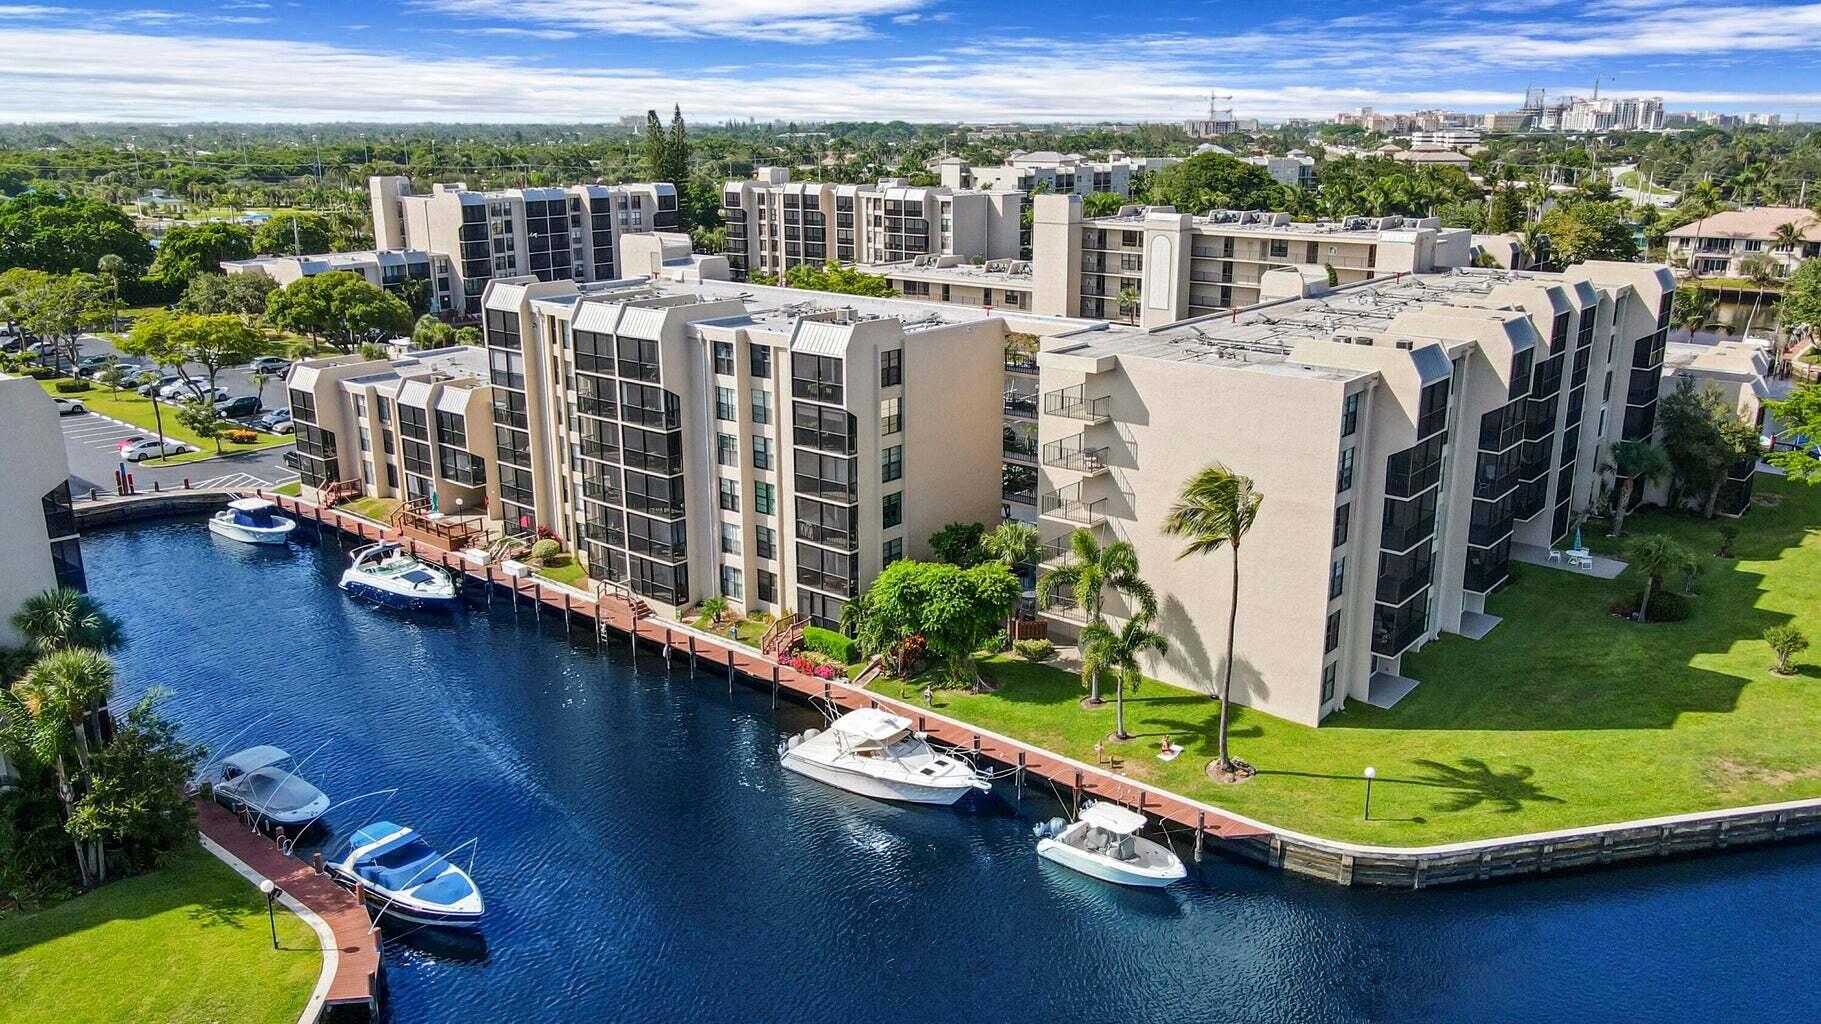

[74,489,237,528]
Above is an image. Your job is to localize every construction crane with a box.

[1209,93,1233,118]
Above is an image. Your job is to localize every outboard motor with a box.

[1032,816,1068,839]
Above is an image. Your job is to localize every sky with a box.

[0,0,1816,124]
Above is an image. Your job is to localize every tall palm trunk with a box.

[1612,478,1635,536]
[1216,542,1240,771]
[1638,575,1655,623]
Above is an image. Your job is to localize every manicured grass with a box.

[338,496,399,524]
[271,481,301,497]
[38,378,290,466]
[534,556,589,588]
[869,476,1821,846]
[1617,170,1676,197]
[0,844,318,1024]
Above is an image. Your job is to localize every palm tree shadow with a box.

[1410,758,1562,814]
[186,894,250,928]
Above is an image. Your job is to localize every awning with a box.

[1080,801,1147,834]
[221,745,290,774]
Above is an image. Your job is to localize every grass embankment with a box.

[533,556,589,588]
[869,476,1821,846]
[1617,170,1677,197]
[38,378,290,466]
[271,481,302,497]
[0,844,318,1024]
[338,496,399,524]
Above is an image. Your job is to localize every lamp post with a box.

[1362,766,1377,821]
[259,879,281,948]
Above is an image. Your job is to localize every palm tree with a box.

[13,587,123,655]
[1627,534,1686,624]
[1079,613,1169,741]
[96,253,124,333]
[1771,220,1806,257]
[1739,255,1781,339]
[1161,465,1262,775]
[0,648,117,886]
[249,371,271,411]
[1116,285,1142,325]
[1675,285,1717,339]
[1605,441,1671,537]
[1036,529,1156,706]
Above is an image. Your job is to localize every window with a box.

[1322,662,1337,704]
[750,388,773,425]
[1333,503,1351,547]
[720,521,742,556]
[1324,610,1342,654]
[881,444,902,483]
[883,537,903,566]
[758,569,777,604]
[435,410,466,449]
[756,524,777,560]
[750,345,772,379]
[376,397,390,424]
[752,435,774,471]
[1330,557,1345,600]
[1341,392,1360,437]
[791,352,844,404]
[880,349,902,387]
[717,432,738,467]
[880,397,902,435]
[359,427,372,453]
[755,481,777,516]
[716,386,737,421]
[719,478,740,512]
[1336,447,1355,493]
[883,492,902,529]
[721,566,743,601]
[714,341,735,376]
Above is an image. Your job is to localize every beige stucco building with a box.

[937,151,1180,197]
[224,248,454,315]
[0,374,84,645]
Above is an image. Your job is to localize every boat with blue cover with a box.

[338,542,460,611]
[207,497,297,545]
[327,820,485,929]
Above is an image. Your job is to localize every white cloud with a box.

[405,0,933,43]
[449,26,580,39]
[0,3,68,16]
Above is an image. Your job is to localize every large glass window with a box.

[791,352,844,404]
[749,345,772,379]
[880,397,902,436]
[882,491,903,529]
[881,444,903,482]
[719,478,740,512]
[714,341,735,376]
[1336,447,1355,493]
[755,481,776,516]
[880,349,902,387]
[435,410,466,449]
[753,435,774,471]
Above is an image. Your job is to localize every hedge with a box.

[802,625,858,663]
[54,379,92,393]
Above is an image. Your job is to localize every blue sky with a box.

[0,0,1816,122]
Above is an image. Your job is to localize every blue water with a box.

[89,519,1821,1023]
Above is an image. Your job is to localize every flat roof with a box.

[1086,206,1447,240]
[862,258,1034,287]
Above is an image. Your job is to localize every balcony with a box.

[1040,486,1108,527]
[1003,350,1039,375]
[1002,432,1038,464]
[1003,389,1038,419]
[1042,435,1109,475]
[1043,385,1111,424]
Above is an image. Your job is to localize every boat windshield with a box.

[356,836,450,891]
[232,509,277,527]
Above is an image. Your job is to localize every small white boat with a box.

[208,745,331,830]
[780,707,991,806]
[327,821,485,929]
[339,542,460,611]
[1035,801,1187,888]
[208,497,296,545]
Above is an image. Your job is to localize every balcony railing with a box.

[1040,489,1108,526]
[1043,386,1111,423]
[1003,391,1038,418]
[1042,435,1109,474]
[1002,435,1038,462]
[1003,351,1039,374]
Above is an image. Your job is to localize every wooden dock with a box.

[196,798,382,1021]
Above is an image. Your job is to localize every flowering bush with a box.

[785,652,845,679]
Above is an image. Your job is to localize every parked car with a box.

[215,395,260,419]
[138,374,183,396]
[254,408,293,434]
[282,449,300,470]
[52,397,86,415]
[74,355,114,377]
[120,438,194,462]
[155,378,208,400]
[115,435,148,454]
[248,356,291,375]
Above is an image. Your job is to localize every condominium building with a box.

[1028,262,1680,726]
[937,151,1180,197]
[368,176,678,315]
[720,168,1023,280]
[0,374,85,643]
[289,276,1086,625]
[1666,207,1821,279]
[1557,96,1666,133]
[1241,153,1317,188]
[1029,194,1475,324]
[224,248,455,314]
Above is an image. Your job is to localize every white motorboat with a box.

[780,707,991,806]
[327,821,485,929]
[207,497,297,545]
[1035,800,1187,888]
[339,542,460,611]
[208,745,331,830]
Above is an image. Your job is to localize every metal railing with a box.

[1043,385,1111,422]
[1041,488,1108,526]
[1042,435,1108,473]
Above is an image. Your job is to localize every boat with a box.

[780,707,991,806]
[339,542,460,611]
[1034,800,1187,888]
[207,745,331,830]
[327,821,485,929]
[207,497,297,545]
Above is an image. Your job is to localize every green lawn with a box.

[0,844,318,1024]
[338,496,399,523]
[271,481,301,497]
[39,378,290,466]
[1617,170,1676,197]
[534,556,589,588]
[870,475,1821,846]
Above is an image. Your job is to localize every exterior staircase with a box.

[760,612,804,659]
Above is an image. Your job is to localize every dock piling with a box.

[770,664,779,708]
[1016,752,1026,800]
[1195,812,1206,863]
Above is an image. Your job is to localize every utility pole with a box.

[312,133,323,185]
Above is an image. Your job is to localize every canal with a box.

[92,519,1821,1023]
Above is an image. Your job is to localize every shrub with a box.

[1630,590,1689,623]
[802,625,857,664]
[54,378,92,393]
[785,652,844,679]
[1014,638,1056,662]
[984,629,1011,654]
[221,428,258,444]
[528,538,560,565]
[1764,625,1809,674]
[21,365,57,379]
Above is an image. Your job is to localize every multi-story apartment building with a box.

[368,176,678,316]
[1556,96,1666,133]
[1030,194,1475,324]
[1666,207,1821,279]
[1240,153,1317,188]
[721,168,1023,280]
[224,248,455,314]
[289,277,1086,626]
[0,375,85,643]
[1027,262,1680,726]
[937,151,1180,198]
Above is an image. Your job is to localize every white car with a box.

[120,438,194,462]
[52,397,86,415]
[156,378,208,400]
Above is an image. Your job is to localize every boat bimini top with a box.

[827,707,916,746]
[1078,801,1147,835]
